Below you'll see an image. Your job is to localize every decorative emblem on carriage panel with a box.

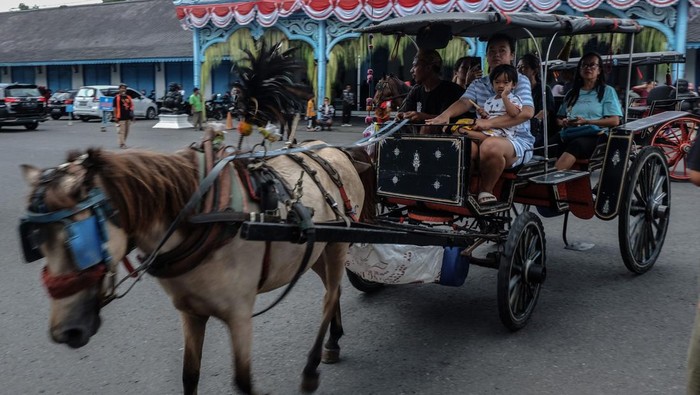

[412,152,421,172]
[392,175,399,185]
[433,180,441,190]
[434,149,442,159]
[393,148,400,157]
[612,150,621,166]
[602,198,610,214]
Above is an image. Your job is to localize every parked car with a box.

[48,89,79,120]
[73,85,158,121]
[0,83,48,130]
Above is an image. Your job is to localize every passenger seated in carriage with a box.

[554,52,622,170]
[427,33,535,206]
[396,49,464,134]
[473,64,526,140]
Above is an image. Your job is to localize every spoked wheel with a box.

[345,269,384,293]
[618,147,670,274]
[648,116,699,182]
[497,211,546,331]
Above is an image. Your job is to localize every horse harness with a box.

[145,137,358,291]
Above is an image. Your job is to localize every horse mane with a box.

[343,147,377,223]
[82,148,198,234]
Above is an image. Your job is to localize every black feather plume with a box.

[232,42,306,128]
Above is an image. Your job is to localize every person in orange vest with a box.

[113,83,134,149]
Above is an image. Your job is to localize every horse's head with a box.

[373,75,409,110]
[19,151,129,348]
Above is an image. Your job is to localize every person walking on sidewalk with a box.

[341,84,355,126]
[113,83,134,149]
[189,87,204,130]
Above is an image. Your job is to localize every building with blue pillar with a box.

[0,0,698,103]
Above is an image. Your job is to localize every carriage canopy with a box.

[356,12,642,42]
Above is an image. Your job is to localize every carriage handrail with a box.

[547,51,686,71]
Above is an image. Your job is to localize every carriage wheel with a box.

[648,116,699,182]
[497,211,546,331]
[618,147,670,274]
[345,269,384,294]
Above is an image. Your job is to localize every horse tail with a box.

[344,147,377,223]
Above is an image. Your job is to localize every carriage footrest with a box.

[528,170,589,185]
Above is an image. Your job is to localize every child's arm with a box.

[502,92,522,118]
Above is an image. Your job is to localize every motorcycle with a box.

[206,94,230,120]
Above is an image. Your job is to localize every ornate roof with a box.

[175,0,695,28]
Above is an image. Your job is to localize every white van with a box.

[73,85,158,121]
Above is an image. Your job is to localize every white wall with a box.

[1,68,11,83]
[111,64,120,85]
[72,65,83,88]
[35,66,47,86]
[155,62,165,98]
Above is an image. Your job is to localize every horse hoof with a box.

[322,347,340,364]
[300,372,320,393]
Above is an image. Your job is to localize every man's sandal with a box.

[478,192,498,206]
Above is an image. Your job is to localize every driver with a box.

[397,49,464,135]
[427,34,535,206]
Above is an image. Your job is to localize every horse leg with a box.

[181,313,209,395]
[301,243,346,393]
[312,261,344,365]
[227,312,256,394]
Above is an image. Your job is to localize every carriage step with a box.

[528,170,589,185]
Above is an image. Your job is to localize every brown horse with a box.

[19,136,375,394]
[373,74,410,112]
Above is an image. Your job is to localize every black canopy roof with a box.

[356,12,642,41]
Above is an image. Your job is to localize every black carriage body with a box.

[376,135,469,205]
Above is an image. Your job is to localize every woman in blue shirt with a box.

[555,52,622,170]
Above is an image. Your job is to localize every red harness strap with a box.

[42,264,106,299]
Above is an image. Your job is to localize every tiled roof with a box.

[0,0,192,64]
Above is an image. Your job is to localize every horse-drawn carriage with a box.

[15,11,688,395]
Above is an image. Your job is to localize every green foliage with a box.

[17,3,38,10]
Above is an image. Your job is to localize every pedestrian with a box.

[341,84,355,126]
[306,94,317,130]
[189,87,204,131]
[317,97,335,130]
[687,141,700,395]
[113,83,134,149]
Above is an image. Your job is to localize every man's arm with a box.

[425,97,471,125]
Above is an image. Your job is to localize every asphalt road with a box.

[0,117,697,394]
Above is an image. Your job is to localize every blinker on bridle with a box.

[19,158,116,271]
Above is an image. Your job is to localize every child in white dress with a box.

[476,64,526,139]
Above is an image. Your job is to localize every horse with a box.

[18,132,376,394]
[373,74,410,112]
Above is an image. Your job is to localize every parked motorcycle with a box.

[206,94,231,120]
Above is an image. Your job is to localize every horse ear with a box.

[20,165,42,186]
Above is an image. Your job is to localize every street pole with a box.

[356,55,361,111]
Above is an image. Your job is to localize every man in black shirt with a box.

[397,49,464,134]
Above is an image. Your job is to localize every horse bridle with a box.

[19,162,123,300]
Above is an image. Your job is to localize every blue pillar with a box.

[193,27,201,89]
[675,0,689,79]
[317,20,327,107]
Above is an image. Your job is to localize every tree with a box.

[17,3,39,10]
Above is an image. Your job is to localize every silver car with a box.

[73,85,158,121]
